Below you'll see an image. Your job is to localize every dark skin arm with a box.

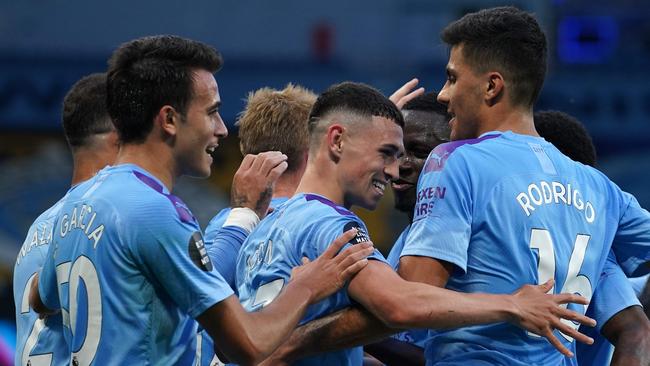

[603,305,650,366]
[364,338,425,366]
[640,277,650,319]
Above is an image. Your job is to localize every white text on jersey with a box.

[59,204,105,248]
[516,181,595,223]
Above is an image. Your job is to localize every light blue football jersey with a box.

[236,193,386,366]
[196,196,289,366]
[402,131,650,365]
[14,196,70,366]
[37,164,234,365]
[385,225,429,349]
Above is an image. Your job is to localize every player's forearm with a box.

[242,280,315,363]
[388,283,516,329]
[264,306,395,364]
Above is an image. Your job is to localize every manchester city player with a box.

[363,92,450,365]
[197,84,316,366]
[29,35,372,365]
[13,73,118,366]
[398,7,650,365]
[533,110,650,366]
[238,81,596,366]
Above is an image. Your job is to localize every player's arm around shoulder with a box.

[198,228,374,365]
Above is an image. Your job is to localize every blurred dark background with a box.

[1,0,649,361]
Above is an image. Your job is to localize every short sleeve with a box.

[203,207,231,243]
[309,217,387,264]
[612,192,650,277]
[132,208,234,318]
[588,251,640,333]
[401,149,472,274]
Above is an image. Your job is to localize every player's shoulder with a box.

[14,194,69,268]
[422,133,502,174]
[272,194,365,239]
[93,165,197,225]
[296,193,360,222]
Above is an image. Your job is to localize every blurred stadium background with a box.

[1,0,649,363]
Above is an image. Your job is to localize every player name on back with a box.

[15,222,53,265]
[516,180,595,223]
[59,204,105,248]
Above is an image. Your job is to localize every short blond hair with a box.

[237,84,316,172]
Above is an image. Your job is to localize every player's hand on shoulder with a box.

[291,228,374,304]
[509,279,596,358]
[231,151,288,218]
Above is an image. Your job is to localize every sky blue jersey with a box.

[236,193,386,366]
[576,258,647,366]
[402,131,650,366]
[37,164,234,365]
[13,195,70,366]
[385,224,429,349]
[196,196,289,366]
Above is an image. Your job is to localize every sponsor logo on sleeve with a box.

[343,221,370,245]
[188,231,213,271]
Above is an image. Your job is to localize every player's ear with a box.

[326,124,345,161]
[158,105,180,137]
[485,72,504,106]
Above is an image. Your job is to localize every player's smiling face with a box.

[437,44,483,141]
[392,111,447,214]
[176,69,228,178]
[339,116,404,210]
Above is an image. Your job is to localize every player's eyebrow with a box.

[207,101,221,112]
[382,143,404,158]
[446,66,455,78]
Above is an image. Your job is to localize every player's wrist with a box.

[497,294,521,324]
[286,278,317,304]
[223,207,260,233]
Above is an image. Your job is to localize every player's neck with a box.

[295,163,345,207]
[116,141,175,191]
[479,107,537,137]
[273,172,301,199]
[71,150,112,186]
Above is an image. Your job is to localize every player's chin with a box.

[360,196,381,211]
[188,163,212,179]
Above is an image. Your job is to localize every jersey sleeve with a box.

[203,207,231,242]
[131,206,234,319]
[401,149,472,274]
[588,251,640,333]
[612,191,650,277]
[38,238,61,311]
[629,274,649,296]
[204,225,248,290]
[307,216,387,264]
